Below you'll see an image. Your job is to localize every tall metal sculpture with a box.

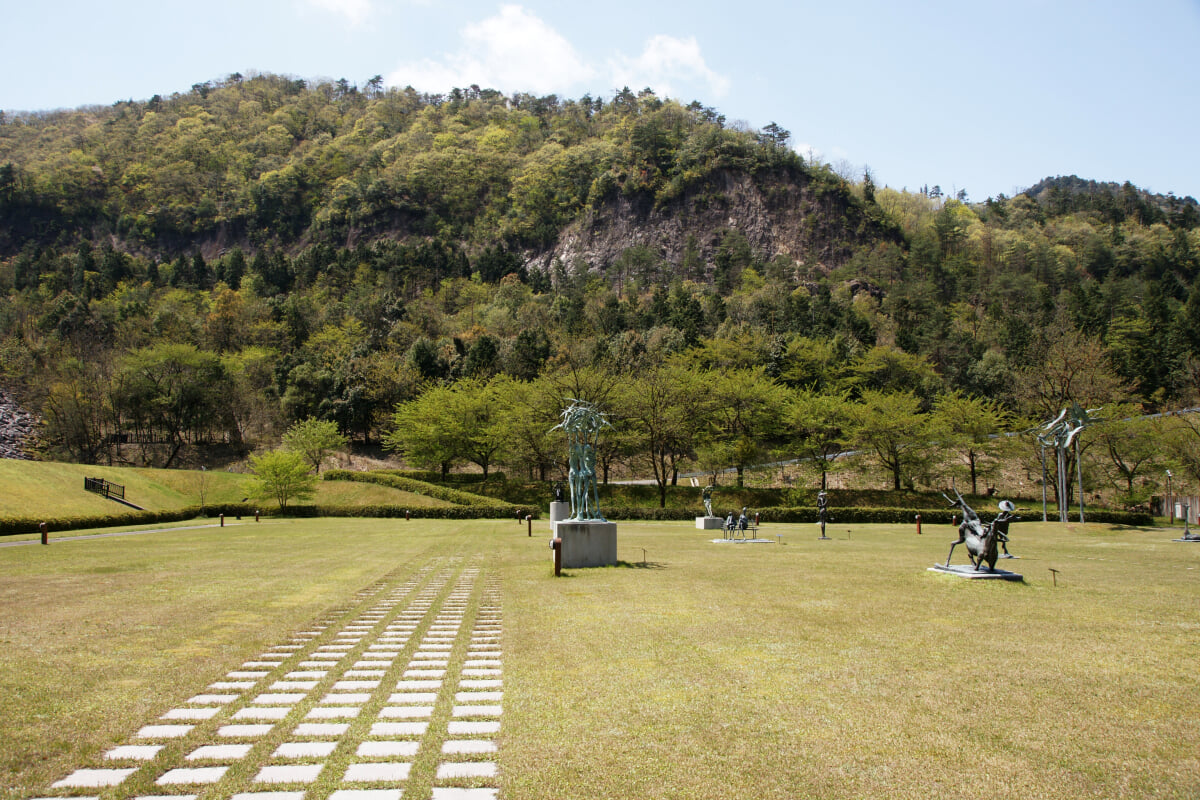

[552,399,611,522]
[1037,403,1101,524]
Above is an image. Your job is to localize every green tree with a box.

[384,385,462,477]
[931,392,1012,495]
[704,367,787,487]
[785,389,855,490]
[1090,403,1161,503]
[621,361,712,506]
[250,449,317,511]
[850,390,930,490]
[281,417,348,473]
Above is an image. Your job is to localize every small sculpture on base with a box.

[702,484,715,517]
[817,490,830,539]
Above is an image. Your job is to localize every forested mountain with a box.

[2,72,1200,494]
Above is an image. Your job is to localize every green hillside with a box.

[2,75,1200,502]
[0,459,449,520]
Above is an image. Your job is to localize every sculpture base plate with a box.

[711,538,774,544]
[553,520,617,568]
[696,516,724,530]
[928,564,1023,581]
[1173,535,1200,542]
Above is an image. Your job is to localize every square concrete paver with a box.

[53,769,137,788]
[104,745,163,760]
[455,692,502,703]
[234,707,290,720]
[396,680,442,690]
[435,762,496,779]
[163,707,220,720]
[188,694,239,704]
[333,680,379,690]
[253,693,306,704]
[368,722,428,737]
[271,681,318,691]
[447,721,500,735]
[273,741,338,758]
[218,724,274,737]
[321,692,371,704]
[430,789,497,800]
[228,671,269,679]
[293,722,349,736]
[451,706,502,717]
[328,790,402,800]
[254,764,324,784]
[379,706,433,719]
[187,744,253,760]
[285,671,326,679]
[306,706,361,719]
[459,680,501,689]
[344,762,411,782]
[386,692,438,704]
[136,724,194,739]
[344,670,386,678]
[156,766,229,785]
[441,740,497,755]
[356,741,420,758]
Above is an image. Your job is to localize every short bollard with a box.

[526,514,532,536]
[219,513,225,528]
[39,521,48,546]
[551,537,562,576]
[405,509,410,521]
[255,509,260,522]
[915,514,922,535]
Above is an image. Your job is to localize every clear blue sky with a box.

[4,0,1197,202]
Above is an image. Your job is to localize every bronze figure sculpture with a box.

[943,489,1016,572]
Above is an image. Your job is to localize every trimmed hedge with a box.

[0,506,207,537]
[379,470,506,485]
[286,504,537,520]
[323,469,527,517]
[598,506,1155,526]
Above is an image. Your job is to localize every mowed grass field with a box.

[2,517,1198,799]
[0,460,449,522]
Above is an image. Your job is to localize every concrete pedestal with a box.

[696,516,724,530]
[549,501,570,529]
[553,520,618,568]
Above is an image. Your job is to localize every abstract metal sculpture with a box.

[1037,403,1101,524]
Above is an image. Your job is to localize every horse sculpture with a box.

[943,489,1016,572]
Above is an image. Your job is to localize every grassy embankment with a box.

[0,460,452,530]
[2,516,1197,799]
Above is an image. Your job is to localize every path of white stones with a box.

[39,561,502,800]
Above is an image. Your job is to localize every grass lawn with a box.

[2,517,1198,798]
[0,459,450,520]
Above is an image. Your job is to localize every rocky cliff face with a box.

[528,169,893,277]
[0,389,38,459]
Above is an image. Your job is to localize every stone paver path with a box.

[37,559,502,800]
